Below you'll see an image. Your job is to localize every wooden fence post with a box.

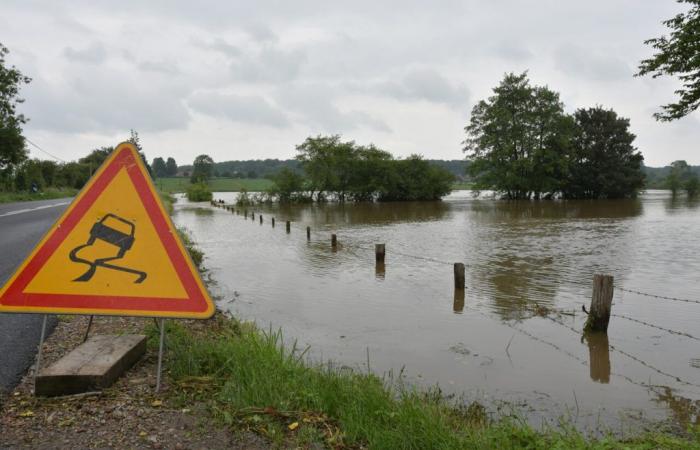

[585,274,614,333]
[306,226,311,241]
[286,221,291,233]
[375,244,385,263]
[454,263,465,290]
[586,331,610,383]
[259,215,263,224]
[244,210,248,218]
[331,234,337,249]
[272,218,275,227]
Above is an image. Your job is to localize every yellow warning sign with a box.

[0,142,215,319]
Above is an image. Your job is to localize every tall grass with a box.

[159,318,700,449]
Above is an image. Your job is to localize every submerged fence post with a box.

[259,215,263,224]
[244,210,248,218]
[286,221,291,233]
[331,234,337,249]
[272,217,275,228]
[306,226,311,241]
[454,263,465,290]
[375,244,385,263]
[585,274,614,333]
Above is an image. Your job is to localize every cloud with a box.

[554,44,631,82]
[22,70,190,133]
[138,60,180,75]
[63,42,107,65]
[367,69,469,109]
[492,42,533,62]
[275,83,390,132]
[187,91,290,127]
[231,47,306,83]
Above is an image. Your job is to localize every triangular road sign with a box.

[0,142,215,319]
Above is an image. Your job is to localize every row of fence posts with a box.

[212,199,622,383]
[210,200,615,334]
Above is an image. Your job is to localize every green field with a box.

[155,177,274,193]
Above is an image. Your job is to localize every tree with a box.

[637,0,700,121]
[0,43,31,178]
[685,173,700,197]
[270,167,305,202]
[666,160,689,195]
[165,157,177,176]
[463,72,572,199]
[152,157,167,177]
[191,154,214,183]
[79,146,113,175]
[564,107,644,198]
[127,129,152,176]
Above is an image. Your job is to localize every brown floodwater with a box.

[172,190,700,434]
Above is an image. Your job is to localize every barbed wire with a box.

[616,287,700,305]
[610,313,700,341]
[212,201,700,309]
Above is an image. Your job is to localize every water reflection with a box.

[375,261,385,280]
[585,332,610,384]
[654,386,700,426]
[453,289,465,314]
[468,198,643,220]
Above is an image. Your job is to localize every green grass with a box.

[155,177,273,193]
[157,318,700,449]
[0,187,78,203]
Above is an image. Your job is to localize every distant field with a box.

[155,177,274,193]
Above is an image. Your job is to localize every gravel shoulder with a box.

[0,314,269,450]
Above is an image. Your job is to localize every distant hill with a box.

[643,164,700,188]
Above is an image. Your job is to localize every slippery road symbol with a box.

[69,213,147,283]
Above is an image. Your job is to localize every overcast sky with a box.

[2,1,697,167]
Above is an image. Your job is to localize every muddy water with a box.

[172,190,700,433]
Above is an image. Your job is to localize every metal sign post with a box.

[156,318,166,392]
[33,314,48,390]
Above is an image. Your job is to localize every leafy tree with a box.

[464,72,572,199]
[14,159,45,191]
[186,182,213,201]
[564,107,644,199]
[127,129,152,175]
[152,157,167,177]
[55,162,90,189]
[685,173,700,197]
[165,157,177,176]
[666,160,689,195]
[637,0,700,120]
[0,43,31,178]
[269,167,305,202]
[79,146,113,175]
[191,154,214,183]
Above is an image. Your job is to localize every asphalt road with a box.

[0,197,71,393]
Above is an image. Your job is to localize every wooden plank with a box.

[35,334,146,397]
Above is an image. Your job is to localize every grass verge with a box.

[157,317,700,449]
[0,187,77,203]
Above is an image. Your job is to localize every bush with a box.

[186,182,213,202]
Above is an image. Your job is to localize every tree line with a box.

[268,135,455,203]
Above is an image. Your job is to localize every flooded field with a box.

[172,190,700,433]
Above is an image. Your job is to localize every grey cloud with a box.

[139,60,180,75]
[492,42,533,62]
[369,69,469,109]
[63,42,107,64]
[22,71,190,133]
[554,44,631,82]
[276,84,390,133]
[188,91,290,127]
[231,47,306,83]
[200,38,241,57]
